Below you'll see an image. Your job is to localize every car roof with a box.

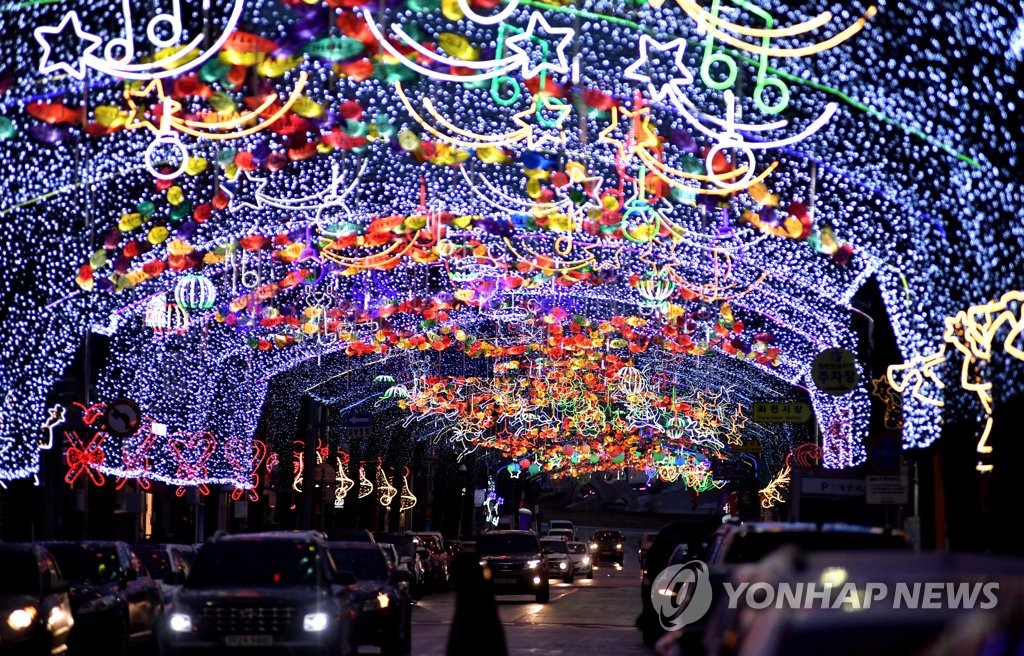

[328,541,381,550]
[0,542,43,555]
[208,531,327,543]
[540,535,567,541]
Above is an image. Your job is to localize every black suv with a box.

[42,540,164,655]
[160,531,356,656]
[589,530,626,564]
[475,531,550,603]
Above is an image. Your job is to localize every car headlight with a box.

[582,556,590,565]
[79,595,118,614]
[559,562,567,570]
[303,612,330,632]
[526,559,541,569]
[616,544,623,550]
[589,543,597,550]
[479,560,488,567]
[7,607,36,630]
[168,613,193,633]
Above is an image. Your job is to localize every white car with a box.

[567,541,593,579]
[548,520,576,540]
[539,537,575,583]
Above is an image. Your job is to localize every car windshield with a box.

[132,546,172,579]
[541,540,568,554]
[594,531,621,541]
[0,550,39,594]
[568,543,588,554]
[45,544,121,584]
[724,531,910,563]
[186,541,320,588]
[476,534,538,555]
[329,548,390,581]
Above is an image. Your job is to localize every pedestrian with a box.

[447,551,508,656]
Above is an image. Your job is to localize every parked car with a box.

[393,548,428,599]
[590,529,626,565]
[409,532,446,553]
[0,542,74,656]
[539,537,575,583]
[567,541,593,579]
[159,530,356,656]
[41,540,163,656]
[130,544,193,601]
[638,531,659,565]
[411,535,450,592]
[475,530,550,603]
[328,542,413,655]
[647,521,913,651]
[414,545,448,593]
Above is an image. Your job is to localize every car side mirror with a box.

[334,570,357,586]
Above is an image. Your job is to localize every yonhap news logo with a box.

[650,560,1002,630]
[723,579,1000,611]
[651,560,715,630]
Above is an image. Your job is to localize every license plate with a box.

[224,635,273,647]
[495,578,517,584]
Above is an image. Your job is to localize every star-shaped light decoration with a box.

[624,36,695,103]
[597,103,662,161]
[123,79,183,134]
[870,374,903,428]
[511,94,572,150]
[223,170,271,214]
[34,12,102,80]
[504,12,575,79]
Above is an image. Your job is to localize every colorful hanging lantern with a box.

[174,274,217,310]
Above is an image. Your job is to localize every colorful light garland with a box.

[0,0,1019,489]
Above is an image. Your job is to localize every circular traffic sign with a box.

[104,398,142,437]
[811,348,859,396]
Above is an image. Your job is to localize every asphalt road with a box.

[389,528,658,656]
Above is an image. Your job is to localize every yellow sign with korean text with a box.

[752,401,812,423]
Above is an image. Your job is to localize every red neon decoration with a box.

[115,421,158,491]
[292,440,305,492]
[785,443,822,469]
[64,430,106,487]
[170,431,217,497]
[226,438,268,502]
[265,451,279,477]
[74,402,107,427]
